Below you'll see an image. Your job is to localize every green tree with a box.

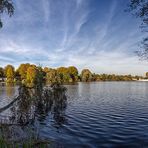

[0,0,14,28]
[81,69,92,82]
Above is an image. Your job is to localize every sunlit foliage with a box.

[81,69,93,82]
[26,65,37,87]
[67,66,78,82]
[4,64,15,83]
[57,67,70,83]
[0,64,145,86]
[17,63,30,80]
[93,74,133,81]
[46,68,58,84]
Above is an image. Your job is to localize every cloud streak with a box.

[0,0,147,75]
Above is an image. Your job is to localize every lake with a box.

[0,82,148,147]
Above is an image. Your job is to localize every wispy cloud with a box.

[58,0,90,52]
[42,0,50,24]
[0,0,146,75]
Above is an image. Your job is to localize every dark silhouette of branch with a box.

[0,0,14,28]
[127,0,148,59]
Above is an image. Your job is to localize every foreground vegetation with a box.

[0,64,145,87]
[0,82,67,147]
[0,137,51,147]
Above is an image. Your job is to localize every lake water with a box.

[0,82,148,147]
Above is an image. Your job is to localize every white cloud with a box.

[64,50,148,75]
[0,0,147,75]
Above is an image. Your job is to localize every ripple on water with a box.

[1,82,148,147]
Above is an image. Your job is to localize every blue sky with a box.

[0,0,147,75]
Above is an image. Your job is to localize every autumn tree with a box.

[81,69,92,82]
[36,66,45,87]
[43,67,50,74]
[17,63,30,80]
[26,65,37,87]
[93,74,101,81]
[4,64,15,83]
[67,66,78,82]
[100,74,107,81]
[0,0,14,28]
[57,67,70,83]
[46,68,58,84]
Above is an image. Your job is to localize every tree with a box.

[46,68,57,84]
[128,0,148,27]
[43,67,50,74]
[127,0,148,59]
[26,65,37,87]
[67,66,78,82]
[36,66,45,87]
[100,74,107,81]
[4,64,15,83]
[57,67,70,83]
[81,69,92,82]
[43,67,49,77]
[93,74,101,81]
[0,0,14,28]
[0,67,4,77]
[146,72,148,78]
[17,63,30,80]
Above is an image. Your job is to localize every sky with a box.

[0,0,147,75]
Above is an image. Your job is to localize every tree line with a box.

[0,64,145,87]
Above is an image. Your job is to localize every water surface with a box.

[0,82,148,147]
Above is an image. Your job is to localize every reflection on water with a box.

[0,85,67,145]
[0,86,18,108]
[1,82,148,147]
[6,86,15,98]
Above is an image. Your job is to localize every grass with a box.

[0,137,51,148]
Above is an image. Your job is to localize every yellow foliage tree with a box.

[17,63,30,80]
[26,66,37,87]
[4,65,15,83]
[67,66,78,82]
[81,69,92,82]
